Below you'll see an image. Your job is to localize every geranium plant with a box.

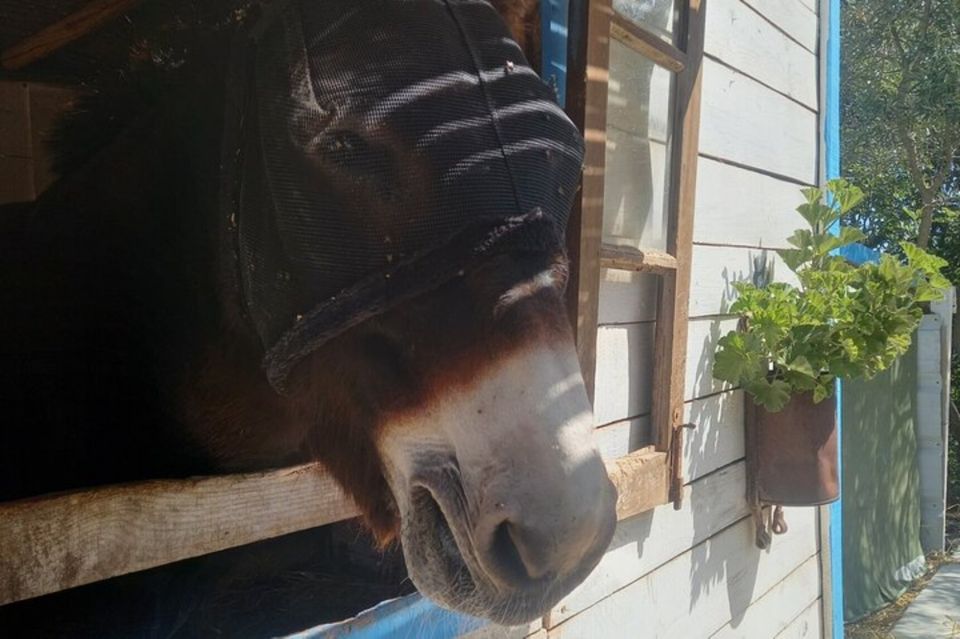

[713,179,950,412]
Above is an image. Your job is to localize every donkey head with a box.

[204,0,617,623]
[286,250,616,624]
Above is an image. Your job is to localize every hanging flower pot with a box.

[745,391,838,506]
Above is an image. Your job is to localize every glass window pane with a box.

[612,0,677,41]
[602,38,674,252]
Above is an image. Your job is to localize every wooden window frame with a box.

[565,0,706,517]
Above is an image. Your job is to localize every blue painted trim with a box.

[540,0,570,107]
[287,594,485,639]
[838,242,882,266]
[825,0,844,634]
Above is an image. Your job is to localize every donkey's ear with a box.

[487,0,542,74]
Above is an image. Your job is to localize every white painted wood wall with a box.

[547,1,824,636]
[916,289,956,553]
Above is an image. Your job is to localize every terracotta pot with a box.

[745,391,839,506]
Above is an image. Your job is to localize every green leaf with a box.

[902,206,920,221]
[778,248,810,272]
[826,179,865,214]
[813,381,834,403]
[838,226,867,246]
[746,379,793,412]
[713,333,756,385]
[901,241,948,273]
[713,181,952,401]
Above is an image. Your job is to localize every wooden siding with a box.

[693,156,807,248]
[560,0,823,635]
[0,81,77,204]
[705,0,818,108]
[547,510,818,636]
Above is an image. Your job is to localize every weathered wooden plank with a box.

[685,316,740,401]
[547,462,752,627]
[775,598,823,638]
[597,268,659,325]
[683,390,745,483]
[0,463,359,605]
[705,0,818,108]
[594,416,653,460]
[594,321,656,425]
[741,0,819,52]
[709,555,821,638]
[693,156,807,247]
[600,244,677,273]
[0,444,699,608]
[2,0,144,70]
[700,58,818,184]
[688,244,800,318]
[607,450,670,519]
[546,508,819,637]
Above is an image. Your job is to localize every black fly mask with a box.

[220,0,585,392]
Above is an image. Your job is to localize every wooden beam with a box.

[610,13,687,73]
[599,244,679,273]
[0,463,359,605]
[564,0,613,403]
[606,449,670,519]
[0,441,675,606]
[1,0,144,70]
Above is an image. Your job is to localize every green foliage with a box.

[842,0,960,253]
[712,180,949,412]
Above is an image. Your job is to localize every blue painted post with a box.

[541,0,570,108]
[825,0,844,635]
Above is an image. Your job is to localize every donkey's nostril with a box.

[490,521,537,582]
[489,520,564,582]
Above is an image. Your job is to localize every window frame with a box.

[565,0,706,515]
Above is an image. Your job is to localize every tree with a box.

[842,0,960,252]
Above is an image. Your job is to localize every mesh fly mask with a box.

[220,0,585,392]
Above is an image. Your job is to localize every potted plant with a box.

[712,179,949,507]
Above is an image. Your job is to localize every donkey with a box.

[0,0,616,624]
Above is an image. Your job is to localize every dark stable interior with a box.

[0,1,416,635]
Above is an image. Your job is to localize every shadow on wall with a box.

[843,338,926,622]
[682,251,777,627]
[686,388,759,628]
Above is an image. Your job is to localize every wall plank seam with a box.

[697,152,816,188]
[736,0,818,54]
[703,52,818,115]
